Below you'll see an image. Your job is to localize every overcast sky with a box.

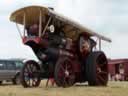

[0,0,128,60]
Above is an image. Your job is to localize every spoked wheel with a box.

[20,60,41,88]
[86,51,108,86]
[55,57,75,87]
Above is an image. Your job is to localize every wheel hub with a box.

[65,70,69,77]
[97,67,102,73]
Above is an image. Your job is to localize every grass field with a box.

[0,81,128,96]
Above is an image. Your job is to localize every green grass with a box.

[0,81,128,96]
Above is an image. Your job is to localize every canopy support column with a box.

[16,23,22,38]
[99,38,101,50]
[39,10,42,37]
[23,12,26,37]
[42,16,52,36]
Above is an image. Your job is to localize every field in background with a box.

[0,81,128,96]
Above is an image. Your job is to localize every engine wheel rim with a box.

[23,63,40,87]
[57,59,75,87]
[96,54,108,85]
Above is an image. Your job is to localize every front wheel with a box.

[20,60,41,88]
[86,51,108,86]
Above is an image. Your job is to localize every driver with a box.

[79,35,96,56]
[27,23,39,36]
[79,36,91,56]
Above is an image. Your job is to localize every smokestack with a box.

[48,7,54,10]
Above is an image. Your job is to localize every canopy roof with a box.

[10,6,111,42]
[10,6,48,26]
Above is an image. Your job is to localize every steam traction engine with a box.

[10,6,111,87]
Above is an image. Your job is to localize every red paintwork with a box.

[22,36,42,44]
[108,64,116,75]
[72,59,81,73]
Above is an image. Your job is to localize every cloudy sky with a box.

[0,0,128,60]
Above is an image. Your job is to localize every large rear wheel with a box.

[20,60,41,88]
[54,57,75,87]
[86,51,108,86]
